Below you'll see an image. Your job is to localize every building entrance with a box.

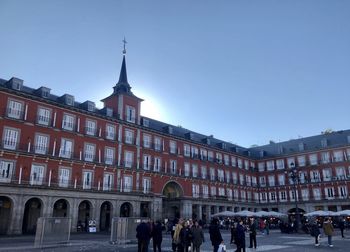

[162,181,183,220]
[22,198,42,234]
[0,196,12,234]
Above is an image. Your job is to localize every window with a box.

[124,151,134,168]
[268,175,275,186]
[218,187,225,196]
[237,158,243,168]
[184,144,190,157]
[143,155,151,170]
[3,127,19,150]
[224,155,229,166]
[83,170,93,189]
[276,159,285,169]
[154,157,161,172]
[202,185,208,198]
[192,164,198,178]
[216,153,222,163]
[170,141,177,154]
[7,99,23,119]
[201,166,207,179]
[106,108,113,117]
[210,186,216,196]
[143,178,151,193]
[143,134,151,148]
[218,169,224,182]
[37,107,51,126]
[125,129,134,144]
[313,188,321,200]
[241,191,246,200]
[103,173,113,191]
[210,168,215,181]
[231,157,237,167]
[258,162,265,171]
[62,113,75,131]
[184,163,190,177]
[259,176,266,187]
[325,187,334,199]
[0,160,14,183]
[278,174,285,186]
[232,172,238,184]
[84,143,95,162]
[227,189,233,200]
[34,134,49,154]
[244,160,249,170]
[105,147,115,165]
[59,138,73,158]
[191,147,199,159]
[59,167,70,188]
[302,189,309,201]
[234,189,239,200]
[321,152,330,164]
[208,151,214,162]
[310,170,320,182]
[106,124,116,140]
[192,184,200,198]
[287,157,295,168]
[239,174,244,185]
[339,186,348,198]
[280,191,287,201]
[245,175,251,186]
[299,172,308,183]
[200,149,207,160]
[126,105,136,123]
[297,156,306,167]
[261,192,267,202]
[154,137,162,151]
[170,160,177,174]
[322,168,332,182]
[123,176,132,192]
[309,154,318,165]
[226,171,231,183]
[333,150,344,162]
[252,176,257,186]
[266,160,274,171]
[336,166,346,180]
[290,190,297,201]
[30,164,45,185]
[270,192,276,202]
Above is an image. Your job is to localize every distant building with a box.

[0,53,349,235]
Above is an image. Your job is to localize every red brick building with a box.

[1,53,350,234]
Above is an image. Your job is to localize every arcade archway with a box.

[162,181,183,220]
[22,198,42,234]
[100,201,112,231]
[53,199,69,217]
[120,202,132,217]
[0,196,12,235]
[78,200,92,232]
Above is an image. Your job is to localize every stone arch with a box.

[100,201,112,231]
[162,181,184,198]
[77,200,92,232]
[0,196,13,235]
[52,199,70,217]
[22,197,43,234]
[120,202,133,217]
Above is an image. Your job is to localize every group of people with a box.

[136,219,163,252]
[310,217,346,247]
[172,219,205,252]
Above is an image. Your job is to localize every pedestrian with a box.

[323,217,334,247]
[339,218,345,238]
[265,219,269,235]
[230,221,237,244]
[173,218,184,252]
[180,221,193,252]
[151,220,163,252]
[310,220,321,246]
[171,219,178,252]
[259,219,265,235]
[136,219,151,252]
[236,219,246,252]
[209,218,224,252]
[191,220,205,252]
[248,218,257,249]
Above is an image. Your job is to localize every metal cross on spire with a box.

[122,37,127,54]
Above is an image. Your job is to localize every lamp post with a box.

[289,162,301,232]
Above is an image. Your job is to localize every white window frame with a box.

[59,138,73,159]
[37,107,51,126]
[30,163,45,185]
[62,113,75,131]
[0,160,15,183]
[84,143,96,162]
[58,167,70,188]
[7,99,23,119]
[106,124,116,140]
[83,170,93,189]
[125,129,134,144]
[34,133,49,154]
[3,127,20,150]
[103,173,113,191]
[126,105,136,123]
[124,151,134,168]
[104,147,115,165]
[143,134,151,148]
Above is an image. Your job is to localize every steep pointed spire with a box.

[113,38,132,94]
[117,55,129,85]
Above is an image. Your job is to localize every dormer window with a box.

[62,94,74,106]
[106,108,113,117]
[142,118,149,127]
[87,102,95,112]
[321,138,328,148]
[8,77,23,91]
[298,142,305,151]
[37,87,51,98]
[126,105,135,123]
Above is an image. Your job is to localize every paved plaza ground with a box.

[0,229,349,252]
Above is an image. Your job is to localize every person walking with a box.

[323,217,334,247]
[339,218,345,238]
[310,220,321,246]
[236,219,246,252]
[209,218,224,252]
[180,221,193,252]
[151,220,163,252]
[136,219,151,252]
[248,218,257,249]
[173,218,184,252]
[191,220,205,252]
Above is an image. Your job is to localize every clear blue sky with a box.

[1,0,349,147]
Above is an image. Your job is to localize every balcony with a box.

[6,107,24,120]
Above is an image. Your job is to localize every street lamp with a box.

[288,162,301,232]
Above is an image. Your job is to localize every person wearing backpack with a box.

[310,220,321,246]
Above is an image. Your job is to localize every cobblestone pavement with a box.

[1,229,349,252]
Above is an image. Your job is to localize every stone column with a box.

[181,200,192,219]
[70,198,79,232]
[152,198,162,220]
[133,201,141,217]
[92,199,100,232]
[197,204,202,221]
[43,196,53,217]
[9,195,24,234]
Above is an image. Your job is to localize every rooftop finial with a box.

[122,37,127,54]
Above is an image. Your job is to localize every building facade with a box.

[1,53,350,235]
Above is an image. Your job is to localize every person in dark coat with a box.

[191,220,205,252]
[236,219,246,252]
[310,220,321,246]
[248,218,257,249]
[180,221,193,252]
[136,220,151,252]
[209,218,223,252]
[151,220,163,252]
[339,218,345,238]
